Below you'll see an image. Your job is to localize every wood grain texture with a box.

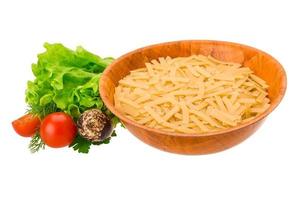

[100,40,287,155]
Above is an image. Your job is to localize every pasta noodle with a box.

[114,54,270,133]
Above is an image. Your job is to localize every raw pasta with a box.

[114,54,270,133]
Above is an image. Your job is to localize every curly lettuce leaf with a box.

[26,43,114,119]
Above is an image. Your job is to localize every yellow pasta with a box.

[114,55,270,133]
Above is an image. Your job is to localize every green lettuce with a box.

[25,43,114,119]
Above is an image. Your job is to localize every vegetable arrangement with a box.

[12,43,120,153]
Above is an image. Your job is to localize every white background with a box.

[0,0,299,199]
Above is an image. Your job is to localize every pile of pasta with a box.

[114,54,270,133]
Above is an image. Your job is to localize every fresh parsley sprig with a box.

[69,131,117,153]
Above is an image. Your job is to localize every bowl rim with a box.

[100,40,287,137]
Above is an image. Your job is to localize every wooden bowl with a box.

[100,40,287,155]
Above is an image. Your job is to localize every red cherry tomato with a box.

[12,114,41,137]
[40,112,77,148]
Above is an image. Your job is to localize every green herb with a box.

[29,133,45,153]
[27,102,58,119]
[69,134,91,153]
[70,131,117,153]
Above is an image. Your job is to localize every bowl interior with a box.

[100,40,286,135]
